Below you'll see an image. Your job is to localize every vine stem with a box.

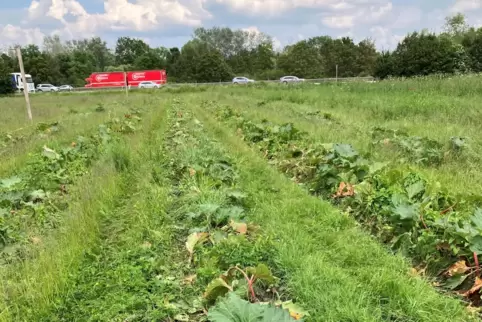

[473,252,480,277]
[231,266,257,302]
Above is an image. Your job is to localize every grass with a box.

[0,76,481,321]
[0,93,148,176]
[189,77,482,195]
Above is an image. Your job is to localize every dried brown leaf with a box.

[462,277,482,297]
[445,260,470,277]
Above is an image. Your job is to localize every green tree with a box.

[115,37,150,65]
[443,13,469,42]
[391,31,467,76]
[0,56,14,95]
[277,41,321,78]
[356,39,378,76]
[134,47,169,70]
[462,27,482,71]
[374,51,394,79]
[175,40,232,82]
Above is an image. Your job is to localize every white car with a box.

[37,84,59,92]
[59,85,74,92]
[280,76,305,84]
[232,77,255,84]
[138,81,160,89]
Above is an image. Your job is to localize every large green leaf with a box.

[333,144,358,159]
[207,293,296,322]
[246,264,276,285]
[393,204,418,221]
[405,181,424,200]
[469,235,482,255]
[0,176,21,189]
[204,277,233,302]
[471,208,482,231]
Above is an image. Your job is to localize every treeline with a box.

[0,13,481,90]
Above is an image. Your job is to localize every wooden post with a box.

[336,64,338,83]
[16,47,33,122]
[124,71,128,97]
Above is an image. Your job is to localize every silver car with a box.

[59,85,73,92]
[138,81,160,89]
[280,76,305,84]
[36,84,59,92]
[232,77,255,84]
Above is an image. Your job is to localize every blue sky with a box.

[1,0,481,51]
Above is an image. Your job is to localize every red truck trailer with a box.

[85,70,167,88]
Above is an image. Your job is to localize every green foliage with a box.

[0,56,14,96]
[208,293,297,322]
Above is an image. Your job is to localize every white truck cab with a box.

[10,73,36,92]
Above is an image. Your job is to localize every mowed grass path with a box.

[193,78,482,195]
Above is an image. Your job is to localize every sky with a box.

[0,0,482,51]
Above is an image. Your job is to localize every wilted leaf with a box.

[189,168,196,176]
[186,232,209,259]
[332,182,354,198]
[183,274,197,285]
[261,305,298,322]
[280,301,310,320]
[42,146,61,160]
[462,277,482,297]
[203,277,233,302]
[230,221,248,235]
[174,313,190,321]
[30,236,42,245]
[445,261,470,277]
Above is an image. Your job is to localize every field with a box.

[1,76,482,321]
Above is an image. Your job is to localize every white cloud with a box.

[451,0,482,13]
[26,0,211,39]
[0,24,45,48]
[214,0,392,17]
[319,1,392,29]
[322,15,355,28]
[391,6,422,29]
[370,26,404,50]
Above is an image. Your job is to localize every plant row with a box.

[213,103,482,307]
[158,99,308,321]
[254,101,472,168]
[0,112,142,264]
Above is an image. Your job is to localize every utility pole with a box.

[16,46,33,122]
